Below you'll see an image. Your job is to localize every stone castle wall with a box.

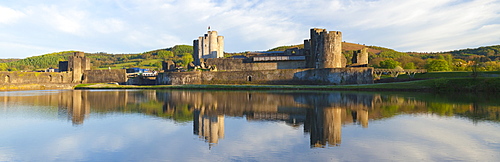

[0,52,128,90]
[157,68,373,85]
[84,69,128,83]
[0,71,73,84]
[167,28,374,86]
[157,71,202,85]
[62,52,127,84]
[0,71,76,90]
[204,58,306,71]
[0,69,127,88]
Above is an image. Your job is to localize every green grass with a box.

[113,62,136,67]
[97,59,163,70]
[74,83,99,88]
[397,71,500,79]
[141,59,162,64]
[397,71,472,79]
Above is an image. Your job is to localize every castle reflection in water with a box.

[1,90,496,148]
[163,90,376,148]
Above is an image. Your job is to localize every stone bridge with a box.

[373,69,427,79]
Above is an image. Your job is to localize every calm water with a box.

[0,90,499,161]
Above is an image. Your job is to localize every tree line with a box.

[0,45,194,71]
[366,45,500,71]
[0,44,498,72]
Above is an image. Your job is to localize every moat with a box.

[0,90,499,161]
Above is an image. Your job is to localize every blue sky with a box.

[0,0,499,58]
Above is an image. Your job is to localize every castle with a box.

[157,28,373,85]
[0,52,128,90]
[0,28,372,90]
[193,30,224,65]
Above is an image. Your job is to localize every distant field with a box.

[141,59,162,65]
[97,59,163,70]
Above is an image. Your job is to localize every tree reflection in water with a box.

[2,90,499,148]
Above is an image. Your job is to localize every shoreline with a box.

[1,77,497,93]
[74,84,433,92]
[0,83,78,91]
[74,77,500,92]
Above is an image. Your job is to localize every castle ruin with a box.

[0,51,128,90]
[61,52,127,84]
[304,28,346,69]
[351,48,369,67]
[193,30,224,65]
[68,52,91,83]
[158,28,374,85]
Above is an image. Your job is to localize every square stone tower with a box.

[352,48,369,66]
[68,52,91,83]
[193,30,224,65]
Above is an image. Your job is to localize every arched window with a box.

[5,75,10,83]
[247,76,252,82]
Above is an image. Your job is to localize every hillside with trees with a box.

[0,45,193,71]
[265,43,500,72]
[1,43,499,72]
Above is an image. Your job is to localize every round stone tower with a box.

[208,31,219,58]
[319,31,344,68]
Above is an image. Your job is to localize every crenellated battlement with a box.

[304,28,345,69]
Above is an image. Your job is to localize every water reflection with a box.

[0,90,499,149]
[194,112,224,147]
[58,90,90,125]
[161,91,376,147]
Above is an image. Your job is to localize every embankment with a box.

[75,77,500,92]
[0,83,78,91]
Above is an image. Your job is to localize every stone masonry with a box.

[193,30,224,65]
[60,52,127,84]
[304,28,346,69]
[68,52,91,83]
[352,48,368,66]
[161,28,373,86]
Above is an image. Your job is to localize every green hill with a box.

[0,59,21,63]
[2,43,499,72]
[1,45,194,71]
[0,51,77,71]
[262,43,500,71]
[448,45,500,60]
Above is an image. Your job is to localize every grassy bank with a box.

[0,83,78,91]
[75,77,500,92]
[396,71,500,79]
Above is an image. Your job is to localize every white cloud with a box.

[331,0,500,51]
[0,6,25,24]
[0,0,498,58]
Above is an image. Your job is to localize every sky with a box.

[0,0,499,58]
